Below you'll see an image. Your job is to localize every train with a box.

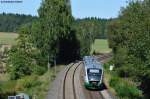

[83,56,103,89]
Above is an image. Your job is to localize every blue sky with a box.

[0,0,128,18]
[0,0,41,16]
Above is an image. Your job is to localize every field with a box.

[91,39,111,53]
[0,32,18,45]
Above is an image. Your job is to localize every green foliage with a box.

[0,13,37,32]
[16,75,41,89]
[0,65,63,99]
[32,65,47,75]
[114,47,128,67]
[31,0,76,64]
[8,47,32,80]
[109,76,119,87]
[109,76,142,99]
[108,0,150,97]
[0,80,16,93]
[116,65,134,78]
[73,18,110,56]
[7,25,33,80]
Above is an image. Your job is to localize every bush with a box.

[103,63,110,70]
[109,76,142,99]
[32,65,47,75]
[0,80,16,93]
[116,65,135,77]
[16,75,41,90]
[109,77,119,87]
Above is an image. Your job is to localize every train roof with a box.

[83,56,103,69]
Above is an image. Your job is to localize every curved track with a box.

[63,62,82,99]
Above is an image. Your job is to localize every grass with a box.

[25,65,65,99]
[0,32,18,45]
[91,39,111,53]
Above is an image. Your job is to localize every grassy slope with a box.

[91,39,111,53]
[0,32,18,45]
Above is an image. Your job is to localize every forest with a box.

[0,13,37,32]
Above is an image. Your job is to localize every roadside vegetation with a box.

[107,0,150,98]
[0,66,64,99]
[104,63,142,99]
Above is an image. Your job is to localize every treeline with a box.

[7,0,108,80]
[108,0,150,98]
[74,18,109,39]
[0,13,37,32]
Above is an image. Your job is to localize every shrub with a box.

[116,65,135,77]
[103,63,110,70]
[32,65,47,75]
[109,77,119,87]
[16,75,41,89]
[109,76,142,99]
[117,83,142,98]
[0,80,16,93]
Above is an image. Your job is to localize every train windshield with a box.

[87,69,102,81]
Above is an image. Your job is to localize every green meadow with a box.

[91,39,111,53]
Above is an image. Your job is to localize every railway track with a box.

[80,65,104,99]
[62,53,112,99]
[95,53,113,63]
[63,62,82,99]
[47,53,113,99]
[82,53,113,99]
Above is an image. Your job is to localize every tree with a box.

[31,0,75,65]
[8,25,33,79]
[107,0,150,98]
[72,18,109,56]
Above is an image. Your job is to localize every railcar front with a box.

[84,68,103,89]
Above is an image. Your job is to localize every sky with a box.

[0,0,128,18]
